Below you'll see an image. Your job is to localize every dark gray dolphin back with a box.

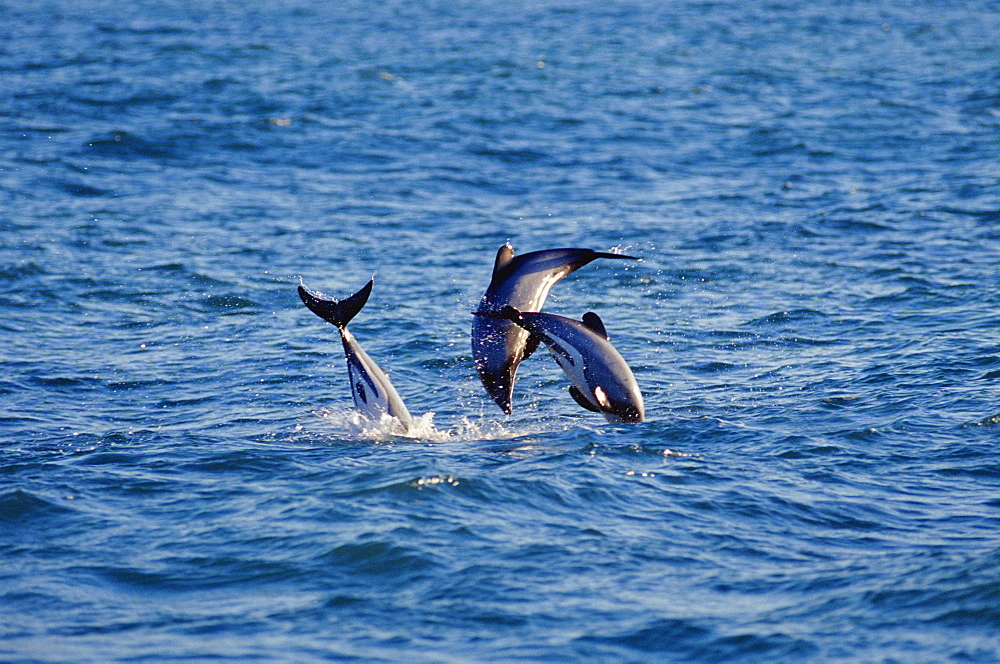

[482,246,636,312]
[472,244,637,414]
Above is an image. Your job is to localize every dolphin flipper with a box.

[569,385,601,412]
[522,330,542,363]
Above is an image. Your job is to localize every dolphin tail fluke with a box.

[298,279,373,328]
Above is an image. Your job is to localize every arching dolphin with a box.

[475,306,644,423]
[298,279,413,430]
[472,244,638,414]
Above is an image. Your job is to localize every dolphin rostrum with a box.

[472,244,638,414]
[475,306,644,423]
[298,279,413,429]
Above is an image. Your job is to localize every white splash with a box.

[312,407,558,444]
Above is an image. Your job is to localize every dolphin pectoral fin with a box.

[569,385,602,412]
[581,312,610,340]
[472,306,522,322]
[522,331,542,362]
[472,310,502,318]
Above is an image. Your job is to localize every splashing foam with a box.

[313,407,559,443]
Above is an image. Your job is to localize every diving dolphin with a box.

[476,306,644,423]
[298,279,413,429]
[472,244,638,414]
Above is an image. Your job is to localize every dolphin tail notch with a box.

[299,279,373,329]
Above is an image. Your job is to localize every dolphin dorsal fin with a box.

[581,312,609,340]
[490,243,515,282]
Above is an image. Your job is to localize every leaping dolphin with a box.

[298,279,413,430]
[475,306,644,423]
[472,244,638,414]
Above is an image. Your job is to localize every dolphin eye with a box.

[356,382,368,404]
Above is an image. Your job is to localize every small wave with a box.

[51,180,112,197]
[0,489,75,523]
[578,617,817,659]
[320,539,437,576]
[744,308,829,326]
[822,395,862,408]
[201,294,258,312]
[972,411,1000,426]
[685,360,738,374]
[82,130,175,159]
[95,557,302,592]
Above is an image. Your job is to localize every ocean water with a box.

[3,0,1000,661]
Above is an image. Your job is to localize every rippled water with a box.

[3,1,1000,661]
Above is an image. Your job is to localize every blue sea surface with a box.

[3,0,1000,661]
